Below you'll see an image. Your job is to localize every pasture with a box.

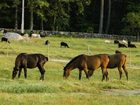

[0,34,140,105]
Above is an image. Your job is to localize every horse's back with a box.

[108,53,127,68]
[15,53,48,68]
[27,54,48,68]
[86,54,109,70]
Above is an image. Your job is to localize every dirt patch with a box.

[50,59,69,63]
[103,89,140,96]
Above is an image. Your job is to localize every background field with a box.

[0,35,140,105]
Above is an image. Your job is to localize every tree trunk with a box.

[105,0,111,34]
[41,19,44,30]
[99,0,104,34]
[30,7,33,31]
[15,5,18,30]
[53,16,56,31]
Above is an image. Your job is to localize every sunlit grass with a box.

[0,36,139,104]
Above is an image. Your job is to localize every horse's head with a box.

[63,66,71,79]
[87,70,94,77]
[12,67,18,79]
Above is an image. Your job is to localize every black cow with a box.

[118,42,127,48]
[45,40,50,45]
[114,40,119,44]
[60,42,69,48]
[128,41,136,48]
[1,37,10,43]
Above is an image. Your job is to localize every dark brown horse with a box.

[88,53,128,80]
[12,53,48,80]
[63,54,109,81]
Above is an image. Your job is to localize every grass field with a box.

[0,35,140,105]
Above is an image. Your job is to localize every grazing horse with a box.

[12,53,48,80]
[60,42,69,48]
[88,53,128,80]
[63,54,109,81]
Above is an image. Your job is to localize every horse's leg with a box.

[118,66,122,80]
[79,70,82,80]
[38,66,45,80]
[83,69,89,79]
[122,65,128,80]
[40,68,45,80]
[105,71,109,81]
[102,73,105,81]
[82,63,89,79]
[101,68,107,81]
[101,69,105,81]
[23,67,27,79]
[18,68,22,78]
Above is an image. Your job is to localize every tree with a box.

[27,0,49,31]
[121,0,140,35]
[13,0,20,30]
[47,0,70,31]
[99,0,104,34]
[122,12,140,35]
[105,0,111,34]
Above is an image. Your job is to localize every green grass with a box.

[0,35,140,105]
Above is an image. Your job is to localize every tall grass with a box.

[0,36,139,105]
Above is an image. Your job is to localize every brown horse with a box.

[63,54,109,81]
[88,53,128,80]
[108,53,128,80]
[12,53,48,80]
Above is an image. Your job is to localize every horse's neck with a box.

[67,61,78,70]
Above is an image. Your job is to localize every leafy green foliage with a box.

[122,12,140,34]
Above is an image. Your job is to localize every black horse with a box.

[12,53,48,80]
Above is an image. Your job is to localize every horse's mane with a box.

[64,54,85,69]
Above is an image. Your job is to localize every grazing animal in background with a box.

[60,42,69,48]
[45,40,50,45]
[29,31,33,37]
[88,53,128,80]
[122,40,127,44]
[63,54,109,81]
[128,41,136,48]
[1,37,10,43]
[12,53,48,80]
[114,40,119,44]
[104,40,111,44]
[118,42,127,48]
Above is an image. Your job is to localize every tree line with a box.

[0,0,140,36]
